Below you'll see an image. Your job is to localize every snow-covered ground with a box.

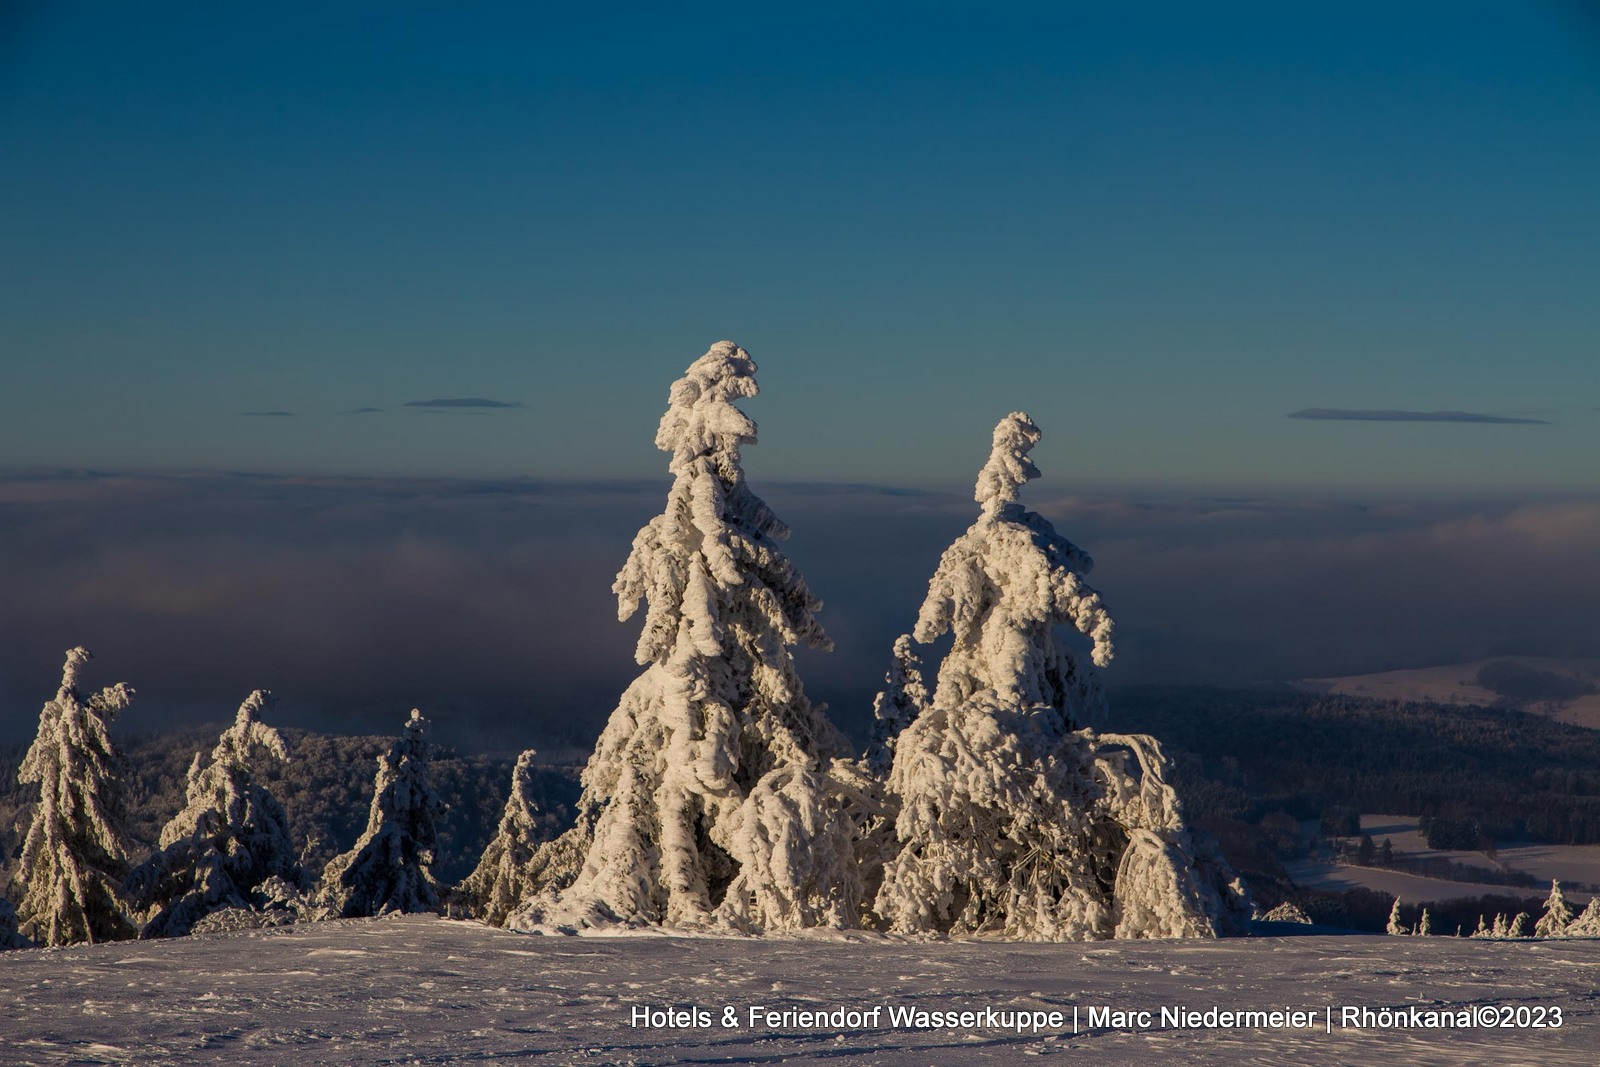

[1292,658,1600,729]
[3,915,1599,1065]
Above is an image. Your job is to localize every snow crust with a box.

[1,915,1596,1066]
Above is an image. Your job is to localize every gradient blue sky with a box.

[3,2,1598,490]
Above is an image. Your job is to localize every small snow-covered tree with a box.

[124,690,300,938]
[512,342,860,932]
[0,896,29,950]
[1508,911,1530,938]
[320,709,443,917]
[1417,908,1431,936]
[864,635,929,776]
[461,750,560,927]
[1535,880,1573,938]
[1565,897,1600,937]
[12,648,136,946]
[1386,897,1408,935]
[874,414,1245,940]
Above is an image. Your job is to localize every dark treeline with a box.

[1110,686,1600,847]
[0,728,580,892]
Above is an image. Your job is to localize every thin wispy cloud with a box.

[403,398,523,410]
[341,407,384,415]
[1288,408,1550,426]
[241,410,297,417]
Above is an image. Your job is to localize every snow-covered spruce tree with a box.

[873,413,1245,940]
[1417,908,1431,936]
[1535,880,1573,938]
[320,709,444,917]
[1566,897,1600,936]
[511,341,860,932]
[12,647,136,946]
[124,690,301,938]
[0,897,30,950]
[1386,897,1408,935]
[460,750,559,926]
[864,635,929,776]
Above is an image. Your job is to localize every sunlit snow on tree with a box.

[12,648,137,946]
[873,414,1247,940]
[509,341,860,932]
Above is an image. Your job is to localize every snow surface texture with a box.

[512,342,861,932]
[124,690,300,938]
[874,414,1246,940]
[320,709,444,918]
[12,648,137,947]
[1,915,1598,1065]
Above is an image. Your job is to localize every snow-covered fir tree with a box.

[864,635,929,776]
[873,414,1246,940]
[1386,897,1408,935]
[12,648,137,946]
[461,750,559,927]
[1565,897,1600,936]
[124,690,301,938]
[320,709,444,917]
[1535,880,1573,938]
[511,341,860,932]
[1417,908,1431,936]
[1508,911,1530,938]
[0,896,29,950]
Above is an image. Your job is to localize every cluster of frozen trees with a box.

[1,341,1268,946]
[483,341,1248,939]
[1,652,444,948]
[1473,881,1600,940]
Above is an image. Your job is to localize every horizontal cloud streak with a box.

[403,398,523,409]
[1288,407,1550,425]
[241,410,297,417]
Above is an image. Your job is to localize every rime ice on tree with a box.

[461,750,562,926]
[1535,881,1573,938]
[12,648,136,946]
[320,709,444,917]
[511,342,860,932]
[873,414,1245,940]
[124,690,301,938]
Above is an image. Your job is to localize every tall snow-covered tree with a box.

[873,414,1245,940]
[320,709,443,917]
[461,750,561,927]
[1535,880,1573,938]
[512,341,860,932]
[1386,897,1408,935]
[12,648,136,946]
[1565,897,1600,936]
[124,690,300,938]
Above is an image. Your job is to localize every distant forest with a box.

[1109,686,1600,847]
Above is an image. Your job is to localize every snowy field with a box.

[3,915,1599,1066]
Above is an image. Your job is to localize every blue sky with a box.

[3,2,1598,490]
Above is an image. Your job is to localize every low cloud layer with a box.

[1288,407,1550,425]
[0,471,1595,751]
[241,410,297,418]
